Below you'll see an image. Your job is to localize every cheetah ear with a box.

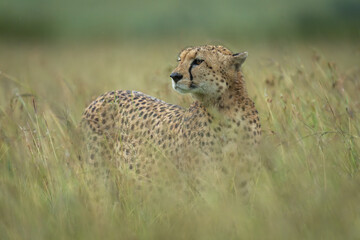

[232,52,248,70]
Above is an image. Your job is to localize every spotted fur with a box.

[80,45,261,193]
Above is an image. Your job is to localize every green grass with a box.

[0,40,360,240]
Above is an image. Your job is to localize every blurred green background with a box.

[0,0,359,42]
[1,1,360,240]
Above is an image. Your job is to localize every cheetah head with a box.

[170,45,247,102]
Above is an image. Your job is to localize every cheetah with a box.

[80,45,261,194]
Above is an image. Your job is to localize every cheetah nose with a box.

[170,72,183,83]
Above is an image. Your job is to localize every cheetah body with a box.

[81,45,261,188]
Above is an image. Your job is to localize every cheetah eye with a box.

[192,58,204,66]
[177,57,181,62]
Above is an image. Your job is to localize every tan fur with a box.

[80,45,261,193]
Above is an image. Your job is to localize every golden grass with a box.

[0,41,359,240]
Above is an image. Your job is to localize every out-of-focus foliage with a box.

[0,42,359,240]
[0,1,359,239]
[0,0,359,41]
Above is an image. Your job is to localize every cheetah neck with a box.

[195,71,249,112]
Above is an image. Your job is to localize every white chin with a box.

[172,80,187,94]
[172,79,176,91]
[175,88,188,94]
[174,86,190,94]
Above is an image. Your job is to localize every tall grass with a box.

[0,41,359,239]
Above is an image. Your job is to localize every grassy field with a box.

[0,40,360,239]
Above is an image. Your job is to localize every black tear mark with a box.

[188,65,194,80]
[188,58,198,80]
